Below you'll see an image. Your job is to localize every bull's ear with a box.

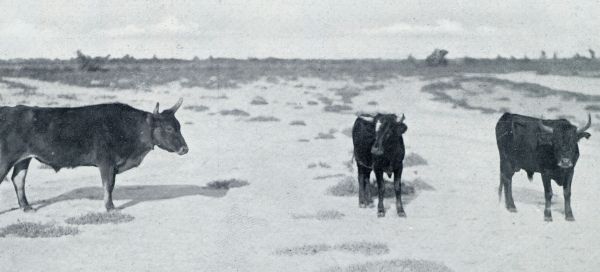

[578,132,591,141]
[153,102,160,115]
[398,123,408,134]
[169,97,183,113]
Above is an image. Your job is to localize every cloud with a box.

[102,16,200,37]
[362,19,504,37]
[364,20,465,35]
[0,19,58,38]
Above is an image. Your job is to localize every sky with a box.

[0,0,599,59]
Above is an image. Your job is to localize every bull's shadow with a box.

[18,181,249,212]
[511,187,566,215]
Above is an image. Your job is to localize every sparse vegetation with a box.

[247,116,280,122]
[219,109,250,117]
[404,152,428,167]
[327,176,417,198]
[0,222,79,238]
[250,96,268,105]
[206,179,249,190]
[289,120,306,126]
[292,210,345,220]
[275,242,389,256]
[65,212,135,225]
[323,104,353,113]
[324,259,454,272]
[183,105,210,112]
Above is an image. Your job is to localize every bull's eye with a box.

[165,126,174,133]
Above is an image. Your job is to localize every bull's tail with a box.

[498,174,503,202]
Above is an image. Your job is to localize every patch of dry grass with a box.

[324,104,353,113]
[276,242,389,256]
[289,120,306,126]
[323,259,454,272]
[183,105,210,112]
[57,94,78,100]
[404,152,428,167]
[247,116,280,122]
[364,84,385,91]
[0,221,79,238]
[308,162,331,169]
[313,174,346,180]
[219,109,250,117]
[65,212,135,225]
[250,96,268,105]
[206,179,249,190]
[315,129,337,140]
[327,176,418,197]
[292,210,345,220]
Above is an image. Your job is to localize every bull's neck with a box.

[142,112,156,150]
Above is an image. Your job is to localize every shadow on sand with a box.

[511,187,566,215]
[0,183,248,214]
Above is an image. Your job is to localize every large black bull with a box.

[0,99,188,212]
[352,113,407,217]
[496,112,591,221]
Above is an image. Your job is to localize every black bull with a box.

[0,99,188,211]
[352,113,407,217]
[496,112,591,221]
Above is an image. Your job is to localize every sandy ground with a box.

[0,74,599,272]
[479,71,600,96]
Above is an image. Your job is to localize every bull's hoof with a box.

[367,203,375,208]
[565,215,575,222]
[544,216,553,222]
[377,211,385,217]
[105,203,116,212]
[397,210,406,217]
[359,203,367,208]
[22,206,34,213]
[507,207,517,213]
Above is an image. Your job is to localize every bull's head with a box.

[538,114,591,168]
[151,98,189,155]
[361,113,407,156]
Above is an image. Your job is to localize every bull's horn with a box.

[577,113,592,133]
[153,102,160,115]
[397,114,405,123]
[358,115,374,122]
[169,98,183,113]
[538,120,554,133]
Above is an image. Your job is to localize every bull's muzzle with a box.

[558,158,573,168]
[177,145,189,155]
[371,146,384,156]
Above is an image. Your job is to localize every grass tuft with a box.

[206,179,249,190]
[65,212,135,225]
[0,221,79,238]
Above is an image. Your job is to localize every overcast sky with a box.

[0,0,599,59]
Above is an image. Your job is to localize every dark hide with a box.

[352,113,407,217]
[0,100,188,212]
[495,112,591,221]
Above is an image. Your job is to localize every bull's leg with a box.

[11,158,32,212]
[361,166,373,208]
[563,170,575,221]
[99,165,116,211]
[394,166,406,217]
[500,160,516,212]
[541,174,553,221]
[357,164,367,208]
[374,170,385,217]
